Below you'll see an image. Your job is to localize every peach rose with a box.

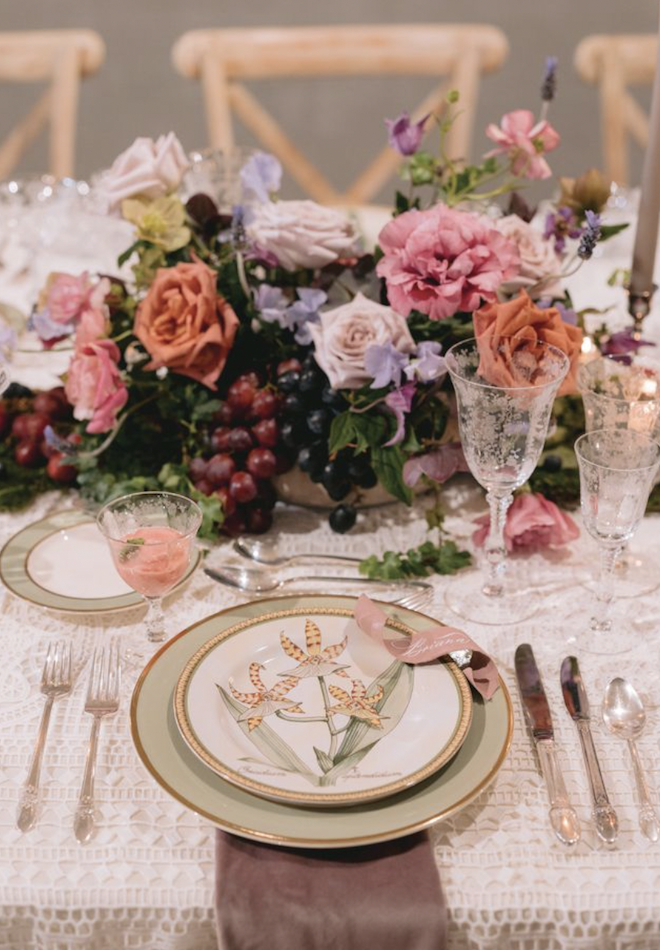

[473,290,582,396]
[134,259,239,389]
[65,339,128,434]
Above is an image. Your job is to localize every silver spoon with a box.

[204,565,432,595]
[602,678,660,842]
[234,537,362,568]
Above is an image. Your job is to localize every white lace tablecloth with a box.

[2,488,660,950]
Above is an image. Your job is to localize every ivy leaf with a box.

[359,539,471,579]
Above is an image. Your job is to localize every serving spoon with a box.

[234,537,362,568]
[204,564,432,595]
[602,677,660,842]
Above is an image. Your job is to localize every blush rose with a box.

[246,199,357,271]
[98,133,189,213]
[472,492,579,553]
[65,339,128,434]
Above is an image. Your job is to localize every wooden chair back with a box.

[172,25,508,204]
[575,34,657,185]
[0,30,105,180]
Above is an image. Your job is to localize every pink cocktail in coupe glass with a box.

[97,492,202,643]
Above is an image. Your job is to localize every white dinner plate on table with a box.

[0,508,201,612]
[174,602,473,806]
[131,595,513,848]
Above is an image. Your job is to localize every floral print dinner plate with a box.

[0,508,201,612]
[174,600,473,806]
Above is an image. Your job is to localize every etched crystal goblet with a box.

[444,337,569,624]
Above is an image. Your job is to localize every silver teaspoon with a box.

[234,537,361,568]
[602,678,660,842]
[204,565,432,595]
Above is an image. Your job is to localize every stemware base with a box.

[581,547,660,600]
[443,568,540,626]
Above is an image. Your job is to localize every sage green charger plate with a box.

[131,594,513,848]
[0,508,201,613]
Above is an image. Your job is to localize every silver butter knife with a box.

[560,656,618,844]
[515,643,581,846]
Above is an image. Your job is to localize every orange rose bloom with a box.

[473,290,582,396]
[134,259,239,389]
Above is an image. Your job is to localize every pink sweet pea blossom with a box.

[485,110,560,180]
[472,492,579,553]
[377,206,520,321]
[65,339,128,434]
[403,443,469,487]
[384,383,416,446]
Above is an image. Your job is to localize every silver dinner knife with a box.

[514,643,581,846]
[560,656,618,844]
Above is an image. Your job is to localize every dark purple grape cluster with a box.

[275,355,377,533]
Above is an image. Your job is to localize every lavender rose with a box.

[308,293,415,390]
[496,215,562,299]
[246,199,357,271]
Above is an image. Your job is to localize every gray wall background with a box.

[1,1,658,194]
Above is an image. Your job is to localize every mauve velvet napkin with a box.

[215,830,447,950]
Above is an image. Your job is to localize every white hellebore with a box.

[246,199,357,271]
[308,293,416,390]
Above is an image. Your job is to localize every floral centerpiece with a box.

[0,59,644,575]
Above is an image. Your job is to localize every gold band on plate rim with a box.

[174,606,473,806]
[130,593,514,848]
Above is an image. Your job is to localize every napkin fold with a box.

[215,830,446,950]
[354,595,499,700]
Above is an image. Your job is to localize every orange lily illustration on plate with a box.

[279,619,349,678]
[229,662,304,731]
[327,679,386,729]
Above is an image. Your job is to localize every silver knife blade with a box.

[560,656,618,844]
[514,643,553,740]
[515,643,581,846]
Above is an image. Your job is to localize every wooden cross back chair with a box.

[0,30,105,180]
[172,25,508,205]
[575,34,658,186]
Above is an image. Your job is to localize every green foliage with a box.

[370,444,413,505]
[0,444,61,512]
[359,539,471,580]
[328,411,389,455]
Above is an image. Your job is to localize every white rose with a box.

[246,199,357,271]
[96,133,189,213]
[308,293,415,390]
[496,214,562,299]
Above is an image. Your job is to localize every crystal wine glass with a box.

[444,337,569,624]
[97,491,202,643]
[574,428,660,653]
[578,355,660,597]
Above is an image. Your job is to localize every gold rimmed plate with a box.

[174,603,473,807]
[132,595,513,848]
[0,508,201,612]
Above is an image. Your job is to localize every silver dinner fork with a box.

[74,641,121,844]
[17,640,73,832]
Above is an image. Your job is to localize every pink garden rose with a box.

[97,133,189,213]
[376,206,520,321]
[38,272,105,326]
[75,304,110,347]
[485,110,560,180]
[65,339,128,434]
[496,215,562,299]
[308,293,415,389]
[472,492,579,553]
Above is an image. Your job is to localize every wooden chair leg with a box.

[49,45,80,178]
[0,89,50,179]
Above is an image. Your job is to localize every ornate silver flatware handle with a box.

[536,738,581,846]
[74,717,101,844]
[576,720,618,843]
[16,697,54,832]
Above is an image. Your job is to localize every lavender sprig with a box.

[577,210,602,260]
[541,56,558,103]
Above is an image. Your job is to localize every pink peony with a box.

[376,206,520,321]
[472,492,579,553]
[65,339,128,434]
[485,110,560,180]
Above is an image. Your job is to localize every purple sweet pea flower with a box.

[254,284,289,327]
[600,326,656,364]
[28,308,75,342]
[405,341,447,383]
[240,151,283,204]
[385,112,430,156]
[403,443,469,487]
[284,288,327,345]
[44,424,79,457]
[543,206,581,254]
[364,342,410,389]
[537,299,578,325]
[384,382,416,446]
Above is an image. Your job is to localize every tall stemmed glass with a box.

[97,491,202,644]
[574,428,660,653]
[445,337,569,624]
[578,356,660,597]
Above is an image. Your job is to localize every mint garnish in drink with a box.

[119,537,146,562]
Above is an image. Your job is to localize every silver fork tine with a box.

[86,649,100,704]
[41,643,54,690]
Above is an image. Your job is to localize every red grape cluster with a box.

[187,372,294,535]
[0,384,77,482]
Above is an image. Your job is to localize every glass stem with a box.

[144,597,166,643]
[483,491,513,598]
[591,545,622,632]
